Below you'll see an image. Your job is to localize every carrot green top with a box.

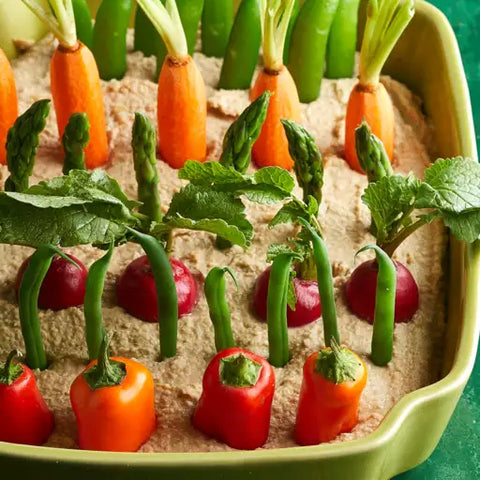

[136,0,188,61]
[22,0,78,50]
[359,0,415,87]
[259,0,296,72]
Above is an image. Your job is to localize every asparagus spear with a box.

[281,119,323,207]
[5,99,50,193]
[132,112,162,223]
[355,121,393,183]
[220,91,272,175]
[62,112,90,175]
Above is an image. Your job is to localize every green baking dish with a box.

[0,1,478,478]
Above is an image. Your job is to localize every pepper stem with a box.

[82,332,126,390]
[220,353,262,388]
[0,350,24,386]
[315,337,361,384]
[260,0,296,72]
[21,0,78,49]
[359,0,414,87]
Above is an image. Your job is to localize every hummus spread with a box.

[0,33,446,452]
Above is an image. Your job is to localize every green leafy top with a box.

[0,170,142,248]
[363,157,480,255]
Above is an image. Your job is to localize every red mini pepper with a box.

[0,350,54,445]
[193,347,275,450]
[295,339,367,445]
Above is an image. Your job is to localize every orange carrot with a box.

[137,0,206,169]
[22,0,108,169]
[0,48,18,166]
[252,0,300,170]
[344,0,414,173]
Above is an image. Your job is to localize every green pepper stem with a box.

[359,0,414,87]
[260,0,296,72]
[267,252,296,367]
[21,0,78,49]
[299,219,340,347]
[128,228,178,360]
[84,244,113,361]
[82,332,127,390]
[136,0,188,60]
[357,245,396,366]
[0,350,24,386]
[19,245,78,370]
[220,353,262,387]
[204,267,237,352]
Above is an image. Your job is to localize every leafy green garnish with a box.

[0,170,141,248]
[363,157,480,254]
[154,184,254,248]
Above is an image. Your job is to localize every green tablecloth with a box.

[395,1,480,478]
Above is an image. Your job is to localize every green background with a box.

[395,1,480,478]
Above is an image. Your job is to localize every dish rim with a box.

[0,0,479,469]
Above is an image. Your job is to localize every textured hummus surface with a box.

[0,34,446,452]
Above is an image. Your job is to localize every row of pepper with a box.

[1,0,413,178]
[0,238,367,451]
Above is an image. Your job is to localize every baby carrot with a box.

[22,0,109,169]
[251,0,301,170]
[326,0,361,79]
[202,0,234,58]
[287,0,340,103]
[137,0,207,169]
[345,0,414,172]
[0,48,18,166]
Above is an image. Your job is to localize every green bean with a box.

[132,112,162,223]
[355,121,393,183]
[283,0,300,65]
[357,245,396,366]
[92,0,133,80]
[202,0,234,58]
[267,253,298,367]
[62,112,89,175]
[299,218,340,347]
[18,245,79,370]
[218,0,261,90]
[156,0,205,79]
[287,0,340,103]
[281,119,323,207]
[134,6,162,57]
[325,0,360,79]
[84,244,113,361]
[204,267,237,352]
[127,228,178,360]
[72,0,93,49]
[5,99,50,193]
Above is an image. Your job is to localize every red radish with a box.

[345,259,419,323]
[116,255,198,322]
[15,253,87,310]
[252,267,321,328]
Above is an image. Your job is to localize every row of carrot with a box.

[1,0,414,175]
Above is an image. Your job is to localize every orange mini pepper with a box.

[295,338,367,445]
[70,334,156,452]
